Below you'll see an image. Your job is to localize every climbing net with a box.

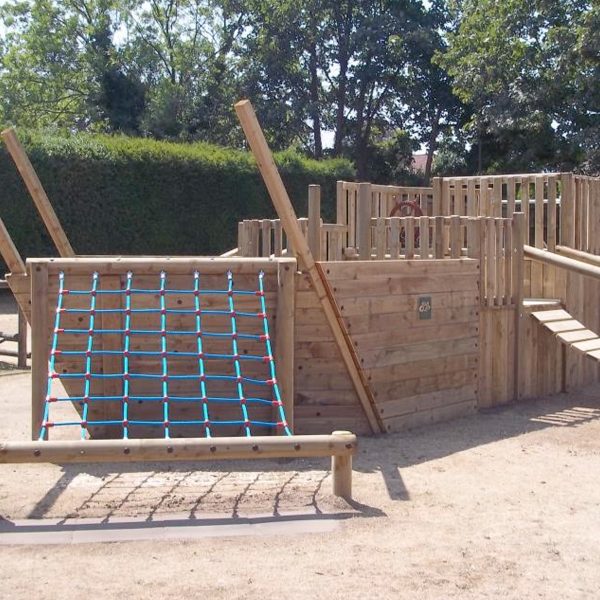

[40,270,291,440]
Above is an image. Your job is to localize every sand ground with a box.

[0,290,599,599]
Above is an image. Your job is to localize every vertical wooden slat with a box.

[418,216,429,259]
[504,219,513,305]
[495,219,505,305]
[480,178,490,216]
[492,180,502,217]
[560,173,574,247]
[237,222,247,257]
[507,179,516,217]
[434,216,445,258]
[249,220,260,256]
[348,187,357,249]
[275,261,295,432]
[442,179,450,216]
[358,183,372,260]
[31,263,48,440]
[375,218,386,259]
[405,217,415,259]
[521,177,531,244]
[467,179,476,217]
[390,218,400,259]
[308,184,321,261]
[485,218,496,305]
[449,215,461,258]
[17,307,28,369]
[547,176,557,251]
[432,177,442,215]
[534,175,545,248]
[512,212,525,400]
[261,220,272,257]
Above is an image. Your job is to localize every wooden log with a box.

[308,185,322,261]
[331,430,353,499]
[525,245,600,281]
[0,216,26,275]
[30,263,48,440]
[1,127,75,257]
[234,100,383,433]
[0,432,357,464]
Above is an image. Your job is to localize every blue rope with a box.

[40,270,293,440]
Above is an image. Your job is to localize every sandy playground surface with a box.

[0,290,599,599]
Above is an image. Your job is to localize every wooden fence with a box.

[336,174,600,256]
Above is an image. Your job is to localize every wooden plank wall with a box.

[301,259,480,432]
[293,273,370,434]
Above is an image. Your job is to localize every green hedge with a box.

[0,132,354,272]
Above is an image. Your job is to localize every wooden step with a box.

[531,308,600,364]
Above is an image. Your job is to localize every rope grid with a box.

[40,270,291,440]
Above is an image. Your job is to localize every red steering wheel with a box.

[389,200,423,247]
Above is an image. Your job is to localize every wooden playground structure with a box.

[0,100,599,500]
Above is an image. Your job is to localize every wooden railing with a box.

[572,175,600,254]
[436,174,566,250]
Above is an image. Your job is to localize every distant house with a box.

[411,153,429,173]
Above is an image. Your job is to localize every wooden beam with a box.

[234,99,384,433]
[0,215,26,274]
[0,433,357,463]
[27,256,296,276]
[30,263,48,440]
[1,127,75,257]
[525,245,600,281]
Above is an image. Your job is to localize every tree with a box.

[438,0,598,173]
[0,0,144,132]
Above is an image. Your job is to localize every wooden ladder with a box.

[531,308,600,362]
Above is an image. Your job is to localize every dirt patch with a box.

[0,323,599,597]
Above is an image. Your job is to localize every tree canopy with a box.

[0,0,598,179]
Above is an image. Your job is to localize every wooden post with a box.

[434,216,445,258]
[308,185,322,261]
[357,183,372,260]
[17,307,28,369]
[432,177,442,215]
[331,430,353,499]
[234,100,383,433]
[275,261,295,432]
[30,263,48,440]
[1,128,75,257]
[512,212,525,401]
[0,216,26,275]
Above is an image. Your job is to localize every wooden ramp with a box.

[531,309,600,362]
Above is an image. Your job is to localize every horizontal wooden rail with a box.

[0,433,357,463]
[556,245,600,267]
[525,245,600,281]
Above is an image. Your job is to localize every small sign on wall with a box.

[418,296,432,320]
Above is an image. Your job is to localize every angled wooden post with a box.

[1,127,74,257]
[234,99,384,434]
[0,216,26,275]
